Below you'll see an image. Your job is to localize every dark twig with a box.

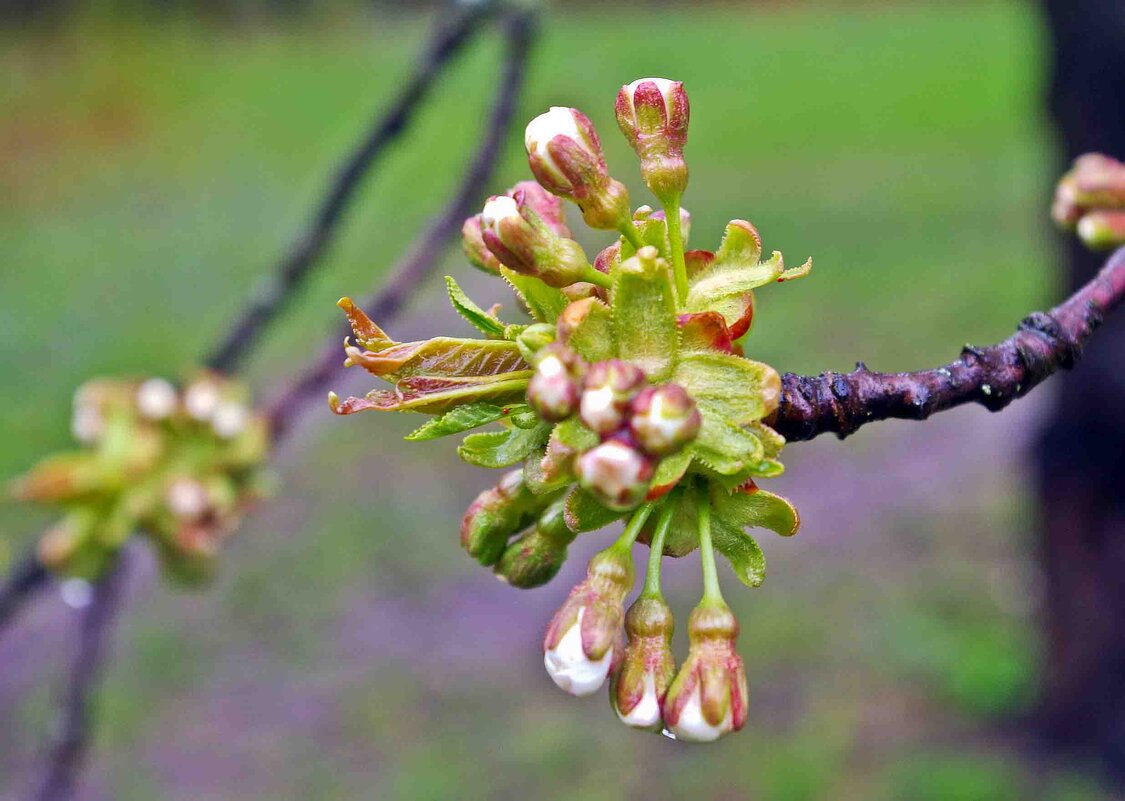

[0,547,49,636]
[204,0,494,375]
[264,8,538,444]
[772,246,1125,442]
[34,549,130,801]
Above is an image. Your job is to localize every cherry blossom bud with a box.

[184,379,222,422]
[663,602,749,742]
[524,106,632,231]
[580,360,646,435]
[612,596,676,730]
[71,403,103,445]
[136,378,178,421]
[479,193,594,288]
[1077,210,1125,250]
[576,439,654,512]
[509,179,570,237]
[615,78,690,201]
[461,215,503,275]
[629,384,702,457]
[543,546,634,696]
[527,344,583,422]
[460,470,542,566]
[166,477,210,521]
[495,499,576,588]
[212,401,249,439]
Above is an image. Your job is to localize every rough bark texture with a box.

[770,247,1125,442]
[1036,0,1125,777]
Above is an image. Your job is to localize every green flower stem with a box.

[610,502,654,553]
[617,220,647,252]
[695,493,724,606]
[641,499,676,599]
[581,265,613,290]
[662,193,689,304]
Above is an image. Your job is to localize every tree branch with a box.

[33,549,130,801]
[771,246,1125,442]
[204,0,494,375]
[0,547,49,638]
[263,7,538,444]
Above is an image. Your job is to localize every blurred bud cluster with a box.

[1053,153,1125,250]
[9,374,270,584]
[331,78,811,740]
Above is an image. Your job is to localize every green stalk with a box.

[582,265,613,290]
[641,500,676,599]
[610,502,654,552]
[662,193,689,305]
[695,493,724,606]
[617,221,647,252]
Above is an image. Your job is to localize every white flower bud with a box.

[543,607,614,697]
[212,401,248,439]
[166,478,210,520]
[524,106,583,176]
[184,381,222,421]
[668,685,734,743]
[136,378,178,420]
[621,77,678,115]
[71,404,103,445]
[481,194,521,228]
[616,672,662,729]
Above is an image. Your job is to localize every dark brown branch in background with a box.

[204,0,494,374]
[772,246,1125,442]
[33,549,130,801]
[0,548,49,635]
[264,7,538,444]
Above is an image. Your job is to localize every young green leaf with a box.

[445,276,506,338]
[562,487,625,533]
[405,402,511,441]
[712,482,800,537]
[457,422,551,469]
[711,515,767,587]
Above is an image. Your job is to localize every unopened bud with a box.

[509,179,570,237]
[212,401,249,439]
[515,322,556,363]
[579,360,646,435]
[136,378,178,420]
[479,193,593,288]
[460,470,543,566]
[184,380,222,422]
[543,546,635,696]
[527,344,583,422]
[612,596,676,730]
[615,78,690,201]
[663,602,748,742]
[524,106,632,231]
[1077,210,1125,250]
[495,500,575,588]
[575,439,654,512]
[629,384,701,457]
[461,215,503,275]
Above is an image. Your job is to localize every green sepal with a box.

[404,402,511,441]
[457,421,551,469]
[612,250,679,380]
[710,514,766,588]
[686,249,783,313]
[688,420,765,476]
[748,458,785,479]
[650,449,693,495]
[500,266,568,323]
[563,486,625,533]
[445,276,506,338]
[712,481,800,538]
[566,299,615,363]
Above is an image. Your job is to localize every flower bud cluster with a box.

[14,374,270,584]
[526,345,702,512]
[543,555,749,740]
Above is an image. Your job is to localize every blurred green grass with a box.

[0,2,1104,800]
